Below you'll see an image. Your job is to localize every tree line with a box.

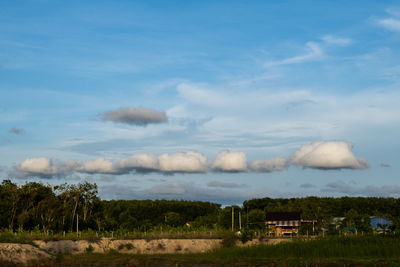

[1,179,399,233]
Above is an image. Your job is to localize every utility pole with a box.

[239,211,242,230]
[231,207,234,232]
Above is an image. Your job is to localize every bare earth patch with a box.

[0,243,52,265]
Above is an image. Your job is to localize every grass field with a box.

[52,235,400,266]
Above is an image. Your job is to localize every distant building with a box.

[370,216,392,232]
[265,212,301,236]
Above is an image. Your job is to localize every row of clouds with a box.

[12,141,369,178]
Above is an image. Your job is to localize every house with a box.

[265,211,301,236]
[370,216,392,232]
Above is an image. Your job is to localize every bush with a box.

[85,244,94,253]
[221,232,237,248]
[240,230,254,244]
[125,242,134,250]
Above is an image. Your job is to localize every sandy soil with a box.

[33,238,223,254]
[0,243,52,265]
[0,238,292,265]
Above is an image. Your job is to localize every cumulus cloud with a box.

[377,18,400,32]
[102,106,167,126]
[75,157,116,174]
[211,150,247,172]
[290,141,370,170]
[114,153,159,173]
[13,157,74,178]
[11,141,369,178]
[158,151,207,173]
[12,151,208,178]
[9,127,23,134]
[248,157,288,172]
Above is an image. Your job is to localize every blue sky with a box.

[1,0,400,204]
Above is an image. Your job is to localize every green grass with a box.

[52,235,400,266]
[0,228,227,244]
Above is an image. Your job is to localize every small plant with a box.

[85,244,94,253]
[108,248,118,254]
[125,242,134,250]
[118,244,125,250]
[240,230,254,244]
[157,242,166,250]
[221,232,237,248]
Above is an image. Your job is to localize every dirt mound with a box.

[34,238,222,254]
[0,243,52,265]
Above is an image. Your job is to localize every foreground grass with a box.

[54,235,400,266]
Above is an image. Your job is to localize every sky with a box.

[1,0,400,205]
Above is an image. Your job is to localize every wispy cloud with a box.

[207,181,247,188]
[265,42,323,67]
[322,180,400,197]
[300,183,316,188]
[321,35,352,46]
[377,18,400,32]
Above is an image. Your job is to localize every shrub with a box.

[240,230,254,244]
[157,243,165,250]
[221,232,237,248]
[125,242,134,250]
[85,244,94,253]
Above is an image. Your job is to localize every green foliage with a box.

[85,244,94,253]
[125,242,134,250]
[2,178,400,236]
[221,231,237,248]
[239,229,254,243]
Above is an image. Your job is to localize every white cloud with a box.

[15,157,59,176]
[158,151,207,173]
[290,141,370,170]
[321,35,352,46]
[114,153,159,173]
[377,18,400,32]
[13,157,76,178]
[75,157,115,174]
[102,106,167,126]
[248,157,288,172]
[12,142,371,178]
[211,150,247,172]
[265,42,323,67]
